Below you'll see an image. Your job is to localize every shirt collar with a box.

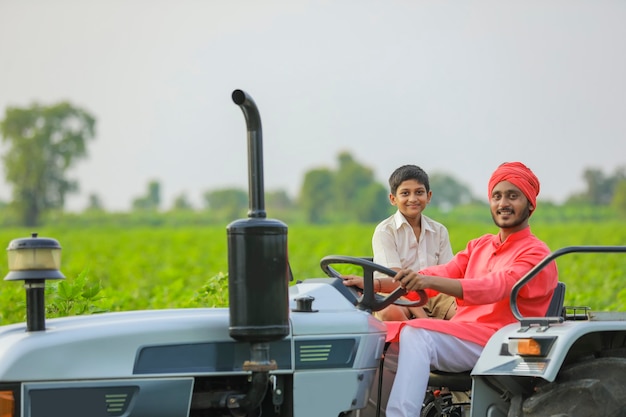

[492,226,532,247]
[393,210,434,233]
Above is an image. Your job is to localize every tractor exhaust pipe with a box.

[231,89,266,219]
[227,89,290,415]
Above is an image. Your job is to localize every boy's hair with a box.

[388,165,430,195]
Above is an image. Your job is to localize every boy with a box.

[343,164,456,320]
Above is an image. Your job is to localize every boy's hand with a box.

[341,274,364,290]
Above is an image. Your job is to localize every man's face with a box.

[390,179,432,222]
[490,181,533,231]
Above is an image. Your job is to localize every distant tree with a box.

[584,168,612,205]
[132,180,161,211]
[333,151,377,213]
[299,152,388,223]
[172,193,193,211]
[0,101,96,226]
[266,189,294,211]
[612,179,626,217]
[86,193,104,211]
[299,168,334,223]
[564,191,586,206]
[429,172,477,211]
[203,188,247,219]
[567,166,626,205]
[354,182,390,222]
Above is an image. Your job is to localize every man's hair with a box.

[388,165,430,195]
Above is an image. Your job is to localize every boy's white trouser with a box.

[385,327,483,417]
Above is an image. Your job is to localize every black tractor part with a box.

[228,89,289,344]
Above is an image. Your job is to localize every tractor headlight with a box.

[0,388,16,417]
[508,337,556,357]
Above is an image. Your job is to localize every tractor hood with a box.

[0,279,386,382]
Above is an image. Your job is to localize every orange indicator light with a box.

[0,390,15,417]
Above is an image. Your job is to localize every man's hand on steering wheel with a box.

[320,255,428,313]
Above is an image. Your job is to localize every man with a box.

[385,161,558,417]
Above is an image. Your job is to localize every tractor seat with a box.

[427,282,566,389]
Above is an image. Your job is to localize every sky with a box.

[1,0,625,212]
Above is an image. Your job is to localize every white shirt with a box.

[372,210,453,277]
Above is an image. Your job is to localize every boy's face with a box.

[390,179,432,220]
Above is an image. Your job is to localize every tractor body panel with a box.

[0,280,387,417]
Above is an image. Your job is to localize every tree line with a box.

[2,101,625,227]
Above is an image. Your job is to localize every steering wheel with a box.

[319,255,428,313]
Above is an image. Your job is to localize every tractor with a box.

[0,90,624,417]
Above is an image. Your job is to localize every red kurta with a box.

[385,227,558,346]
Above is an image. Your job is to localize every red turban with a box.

[488,162,540,212]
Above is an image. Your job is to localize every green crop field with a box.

[0,221,624,325]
